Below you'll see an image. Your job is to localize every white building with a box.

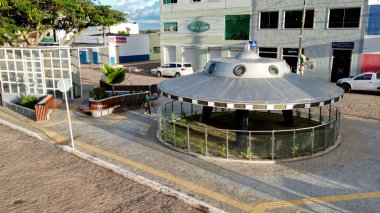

[81,23,140,36]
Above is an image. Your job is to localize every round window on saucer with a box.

[269,65,279,76]
[233,65,246,77]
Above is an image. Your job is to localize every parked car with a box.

[337,72,380,93]
[151,62,194,77]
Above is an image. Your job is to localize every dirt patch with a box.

[0,125,202,213]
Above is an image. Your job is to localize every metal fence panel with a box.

[251,132,272,159]
[274,131,295,159]
[227,130,250,160]
[294,129,313,157]
[189,126,206,156]
[206,128,228,158]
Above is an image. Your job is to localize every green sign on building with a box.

[188,21,210,32]
[41,36,55,43]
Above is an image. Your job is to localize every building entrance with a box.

[331,49,352,82]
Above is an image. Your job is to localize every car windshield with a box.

[183,64,192,68]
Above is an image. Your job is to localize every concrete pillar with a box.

[282,110,295,126]
[236,110,249,147]
[201,106,213,122]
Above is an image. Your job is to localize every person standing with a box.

[144,94,151,115]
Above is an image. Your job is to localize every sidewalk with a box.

[1,98,380,213]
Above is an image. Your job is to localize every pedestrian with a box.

[298,54,311,75]
[144,94,151,115]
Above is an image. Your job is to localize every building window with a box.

[259,11,279,29]
[259,47,277,58]
[163,0,177,4]
[225,15,250,40]
[282,48,304,73]
[164,22,178,32]
[284,10,314,29]
[153,47,161,54]
[328,8,361,28]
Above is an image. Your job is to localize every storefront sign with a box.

[332,42,354,49]
[109,37,127,43]
[41,36,55,43]
[188,21,210,32]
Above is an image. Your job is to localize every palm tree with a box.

[102,64,125,96]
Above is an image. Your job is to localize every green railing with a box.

[157,101,341,161]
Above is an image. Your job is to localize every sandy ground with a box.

[335,92,380,121]
[0,125,201,213]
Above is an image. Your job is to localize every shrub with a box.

[18,95,39,109]
[89,87,107,100]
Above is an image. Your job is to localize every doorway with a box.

[331,49,352,82]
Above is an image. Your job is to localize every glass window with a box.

[163,0,177,4]
[153,47,160,54]
[225,15,250,40]
[177,64,182,67]
[354,74,372,80]
[260,11,279,29]
[192,0,201,2]
[183,64,192,67]
[377,73,380,80]
[259,47,278,58]
[284,10,314,28]
[3,83,10,93]
[164,22,178,32]
[169,64,177,68]
[329,8,361,28]
[282,48,304,73]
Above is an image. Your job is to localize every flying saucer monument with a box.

[157,50,344,161]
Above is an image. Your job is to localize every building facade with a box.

[0,47,82,102]
[361,0,380,73]
[160,0,377,82]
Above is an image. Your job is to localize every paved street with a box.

[1,90,379,212]
[0,124,201,213]
[0,64,379,212]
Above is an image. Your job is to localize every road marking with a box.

[252,191,380,212]
[74,141,257,212]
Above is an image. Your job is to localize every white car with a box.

[151,63,194,77]
[337,72,380,93]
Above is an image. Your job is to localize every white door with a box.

[183,47,196,69]
[208,47,222,61]
[228,48,244,57]
[164,46,176,64]
[353,73,375,90]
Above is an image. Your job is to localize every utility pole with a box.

[297,0,307,72]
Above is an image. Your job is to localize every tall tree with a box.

[0,0,125,47]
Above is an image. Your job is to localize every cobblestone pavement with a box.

[1,65,379,212]
[0,124,201,213]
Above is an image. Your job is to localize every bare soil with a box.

[0,125,201,213]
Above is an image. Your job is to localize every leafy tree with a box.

[0,0,126,47]
[102,64,125,96]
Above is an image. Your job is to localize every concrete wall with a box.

[149,33,161,61]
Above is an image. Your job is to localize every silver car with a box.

[151,62,194,77]
[337,72,380,93]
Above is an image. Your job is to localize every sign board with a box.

[109,36,127,43]
[332,42,354,49]
[249,40,257,47]
[74,36,103,44]
[41,36,55,43]
[188,21,210,33]
[57,79,71,92]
